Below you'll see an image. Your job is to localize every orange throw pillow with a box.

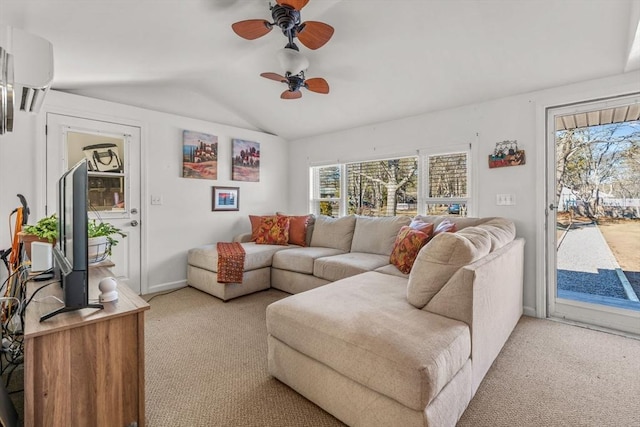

[255,215,290,245]
[390,226,432,274]
[249,215,265,241]
[277,213,311,246]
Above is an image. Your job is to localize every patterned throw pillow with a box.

[277,213,312,246]
[389,226,432,274]
[249,215,269,241]
[255,215,290,245]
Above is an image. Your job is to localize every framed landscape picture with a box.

[182,130,218,179]
[232,139,260,182]
[212,186,239,211]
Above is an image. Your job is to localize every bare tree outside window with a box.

[346,157,418,217]
[556,121,640,218]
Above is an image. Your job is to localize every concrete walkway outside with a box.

[557,222,631,300]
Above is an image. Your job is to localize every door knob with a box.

[131,220,139,227]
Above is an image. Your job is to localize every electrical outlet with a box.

[151,195,163,205]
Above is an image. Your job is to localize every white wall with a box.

[288,71,640,315]
[0,91,289,294]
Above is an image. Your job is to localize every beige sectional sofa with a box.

[187,214,525,426]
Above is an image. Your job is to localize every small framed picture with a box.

[212,186,239,211]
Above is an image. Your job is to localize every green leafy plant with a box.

[22,214,58,242]
[88,219,126,254]
[23,214,126,255]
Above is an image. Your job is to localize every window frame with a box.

[309,144,474,217]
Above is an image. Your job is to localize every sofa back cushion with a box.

[475,217,516,251]
[413,215,486,231]
[310,215,357,252]
[350,215,411,255]
[407,226,492,308]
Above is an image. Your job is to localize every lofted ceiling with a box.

[1,0,639,141]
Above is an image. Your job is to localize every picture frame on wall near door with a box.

[212,186,239,211]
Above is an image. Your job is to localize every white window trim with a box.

[420,143,474,216]
[309,164,345,216]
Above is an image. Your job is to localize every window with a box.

[310,149,471,218]
[346,157,418,217]
[310,165,342,217]
[424,151,469,217]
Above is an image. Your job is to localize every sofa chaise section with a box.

[187,242,291,301]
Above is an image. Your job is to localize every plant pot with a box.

[18,232,55,260]
[88,236,111,264]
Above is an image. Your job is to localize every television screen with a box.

[42,159,102,322]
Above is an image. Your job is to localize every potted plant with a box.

[87,219,126,263]
[20,214,126,263]
[20,214,58,259]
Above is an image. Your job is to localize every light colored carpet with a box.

[145,287,640,427]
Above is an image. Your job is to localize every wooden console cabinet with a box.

[23,267,149,427]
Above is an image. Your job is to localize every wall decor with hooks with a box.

[488,140,526,168]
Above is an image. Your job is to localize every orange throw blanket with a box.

[216,242,246,284]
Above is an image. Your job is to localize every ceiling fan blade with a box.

[281,90,302,100]
[260,72,288,82]
[297,21,334,50]
[232,19,272,40]
[276,0,309,10]
[305,78,330,94]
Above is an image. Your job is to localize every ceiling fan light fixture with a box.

[276,47,309,75]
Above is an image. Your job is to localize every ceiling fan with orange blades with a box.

[260,71,329,99]
[232,0,334,50]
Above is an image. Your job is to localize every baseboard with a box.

[145,279,187,296]
[523,306,537,317]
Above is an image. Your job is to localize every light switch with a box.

[496,194,516,206]
[151,195,163,205]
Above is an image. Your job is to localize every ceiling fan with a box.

[260,71,329,99]
[231,0,334,50]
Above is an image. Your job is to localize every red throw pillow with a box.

[277,213,311,246]
[255,215,290,245]
[389,226,432,274]
[249,215,268,242]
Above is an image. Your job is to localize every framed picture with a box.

[212,186,239,211]
[232,139,260,182]
[182,130,218,179]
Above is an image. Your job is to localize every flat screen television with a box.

[41,159,103,322]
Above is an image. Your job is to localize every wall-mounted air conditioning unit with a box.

[0,27,54,135]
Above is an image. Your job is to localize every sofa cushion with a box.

[272,246,345,275]
[389,226,432,274]
[475,218,516,251]
[255,215,290,245]
[374,263,409,278]
[414,215,487,231]
[188,242,289,272]
[407,227,492,308]
[350,215,411,255]
[314,253,390,282]
[310,215,356,252]
[266,271,471,411]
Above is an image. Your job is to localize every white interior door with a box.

[546,94,640,335]
[46,113,142,294]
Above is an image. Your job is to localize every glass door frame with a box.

[544,93,640,335]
